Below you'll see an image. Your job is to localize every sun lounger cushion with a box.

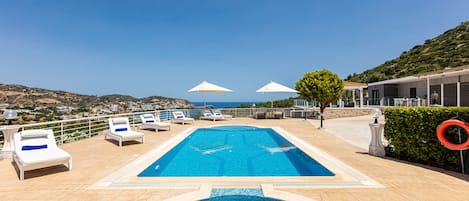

[16,148,71,167]
[112,118,128,125]
[117,130,146,138]
[22,145,48,151]
[115,128,128,132]
[20,130,49,138]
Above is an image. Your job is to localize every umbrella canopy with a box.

[189,81,233,93]
[188,81,232,109]
[256,81,298,107]
[256,81,299,93]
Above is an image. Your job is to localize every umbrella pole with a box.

[271,96,274,108]
[203,93,206,111]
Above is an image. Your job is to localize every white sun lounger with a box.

[171,111,194,125]
[139,113,171,132]
[107,117,144,147]
[212,109,232,120]
[13,129,72,180]
[200,110,224,121]
[200,110,232,121]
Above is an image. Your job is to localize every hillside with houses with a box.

[0,83,192,124]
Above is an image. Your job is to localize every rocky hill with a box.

[346,21,469,83]
[0,83,192,123]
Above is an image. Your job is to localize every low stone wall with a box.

[322,108,373,119]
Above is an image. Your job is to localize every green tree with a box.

[243,97,296,108]
[296,69,344,128]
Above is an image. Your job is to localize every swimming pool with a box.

[138,126,334,177]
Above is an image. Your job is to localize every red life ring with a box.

[436,119,469,150]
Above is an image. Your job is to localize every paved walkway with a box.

[308,115,384,150]
[1,117,468,201]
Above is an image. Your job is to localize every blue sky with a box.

[1,0,468,102]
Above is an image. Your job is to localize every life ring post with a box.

[436,119,469,150]
[436,119,469,174]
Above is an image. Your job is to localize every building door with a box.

[444,84,457,106]
[461,82,469,106]
[410,88,416,98]
[371,90,379,105]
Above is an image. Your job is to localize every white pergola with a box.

[342,81,368,108]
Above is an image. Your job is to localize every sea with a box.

[192,102,259,108]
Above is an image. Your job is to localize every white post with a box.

[61,122,64,145]
[352,90,356,107]
[345,90,349,106]
[0,126,19,159]
[369,123,385,157]
[88,119,92,138]
[360,88,364,108]
[204,93,207,111]
[426,77,431,106]
[457,79,461,107]
[441,83,444,106]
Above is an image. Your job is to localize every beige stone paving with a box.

[0,118,468,200]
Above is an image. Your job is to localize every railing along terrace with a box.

[0,108,310,148]
[392,98,424,106]
[368,97,426,107]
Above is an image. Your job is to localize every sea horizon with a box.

[191,101,260,108]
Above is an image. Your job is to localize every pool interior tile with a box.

[210,188,264,197]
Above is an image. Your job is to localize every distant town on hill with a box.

[0,83,192,124]
[347,21,469,83]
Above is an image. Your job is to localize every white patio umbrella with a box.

[188,81,233,110]
[256,81,299,108]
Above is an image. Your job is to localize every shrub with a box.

[384,107,469,173]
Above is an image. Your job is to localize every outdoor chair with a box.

[254,109,267,119]
[200,109,232,121]
[273,110,284,119]
[139,114,171,132]
[107,117,144,147]
[200,110,224,121]
[13,129,72,180]
[171,111,195,125]
[211,109,232,120]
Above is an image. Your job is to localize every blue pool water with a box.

[138,126,334,177]
[200,195,282,201]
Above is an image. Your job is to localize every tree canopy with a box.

[295,69,344,114]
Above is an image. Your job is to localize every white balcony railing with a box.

[368,97,426,107]
[1,108,309,148]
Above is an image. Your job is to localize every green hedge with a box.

[384,107,469,173]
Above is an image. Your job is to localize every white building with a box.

[368,65,469,107]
